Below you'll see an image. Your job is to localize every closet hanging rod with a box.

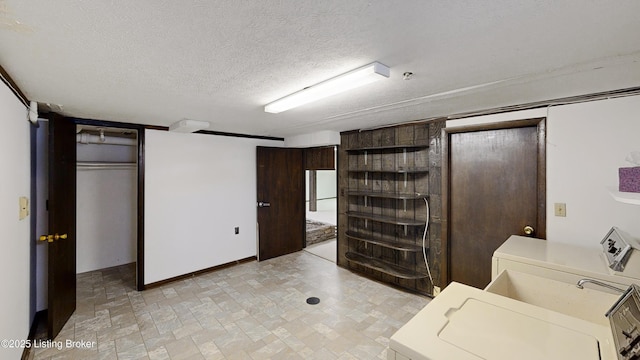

[76,161,136,170]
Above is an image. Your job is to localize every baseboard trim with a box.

[143,256,257,290]
[21,310,46,360]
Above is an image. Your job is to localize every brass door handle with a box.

[39,234,68,243]
[524,225,534,236]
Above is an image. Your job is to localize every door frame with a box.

[68,117,147,290]
[441,118,546,286]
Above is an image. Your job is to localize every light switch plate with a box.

[19,196,29,220]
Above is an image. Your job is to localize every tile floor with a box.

[304,239,337,264]
[30,251,429,360]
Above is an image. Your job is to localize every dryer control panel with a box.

[602,227,633,272]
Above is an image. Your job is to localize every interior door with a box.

[47,114,77,339]
[444,119,546,289]
[257,147,304,261]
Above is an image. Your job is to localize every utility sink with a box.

[485,270,621,326]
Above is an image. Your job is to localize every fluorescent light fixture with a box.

[168,119,210,133]
[264,62,390,113]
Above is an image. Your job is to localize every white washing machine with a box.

[388,281,615,360]
[388,228,640,360]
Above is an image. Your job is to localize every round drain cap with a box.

[306,297,320,305]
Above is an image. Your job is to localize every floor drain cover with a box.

[306,297,320,305]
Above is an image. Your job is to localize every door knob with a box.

[39,233,68,243]
[257,201,271,208]
[39,235,54,243]
[524,225,534,236]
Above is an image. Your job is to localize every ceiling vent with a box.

[168,119,210,133]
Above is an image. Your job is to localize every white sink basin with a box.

[485,270,621,326]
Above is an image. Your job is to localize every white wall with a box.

[305,170,338,224]
[144,130,282,284]
[285,130,340,147]
[77,141,135,162]
[305,170,337,201]
[317,170,337,199]
[77,142,137,273]
[0,82,31,359]
[447,95,640,248]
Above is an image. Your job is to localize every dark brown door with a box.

[257,147,305,261]
[47,114,77,338]
[444,119,546,289]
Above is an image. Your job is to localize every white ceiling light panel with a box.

[265,62,391,114]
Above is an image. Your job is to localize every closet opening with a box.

[75,125,138,289]
[34,118,144,338]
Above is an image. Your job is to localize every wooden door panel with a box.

[257,147,304,261]
[47,114,77,338]
[446,121,544,289]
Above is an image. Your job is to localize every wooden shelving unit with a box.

[338,123,441,295]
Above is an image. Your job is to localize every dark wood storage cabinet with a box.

[338,123,443,296]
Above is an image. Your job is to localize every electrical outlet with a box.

[433,286,441,297]
[234,227,239,235]
[554,203,566,217]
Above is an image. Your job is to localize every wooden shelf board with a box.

[346,211,425,226]
[345,231,423,251]
[347,191,428,200]
[608,186,640,205]
[346,144,428,152]
[347,168,429,174]
[345,252,428,279]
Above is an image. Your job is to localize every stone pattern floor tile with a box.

[30,251,429,359]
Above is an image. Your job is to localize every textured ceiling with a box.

[1,1,640,137]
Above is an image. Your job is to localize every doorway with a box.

[35,116,145,339]
[303,146,337,263]
[75,125,138,281]
[39,124,139,283]
[442,118,546,289]
[304,169,337,262]
[256,146,338,263]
